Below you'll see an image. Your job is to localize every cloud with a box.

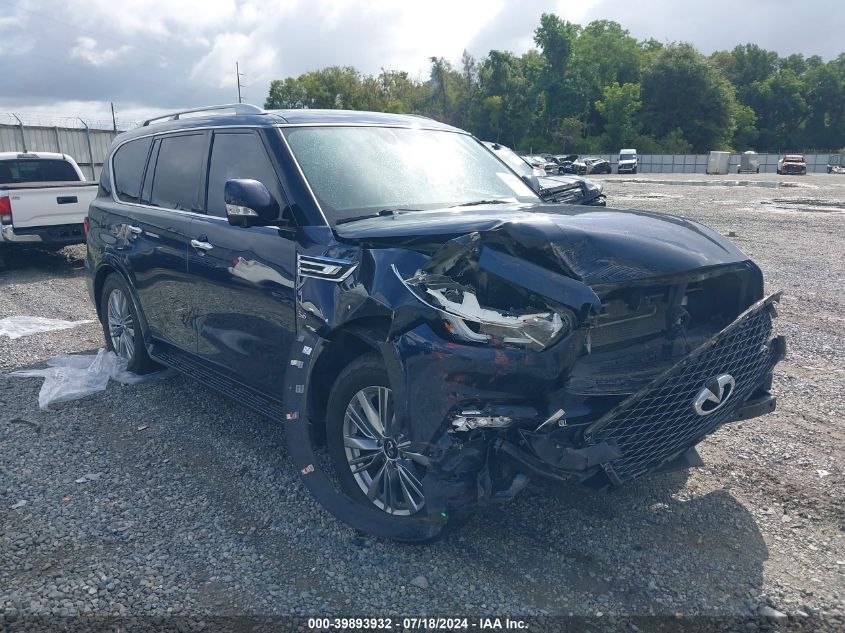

[0,0,843,123]
[70,36,131,67]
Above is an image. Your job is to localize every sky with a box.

[0,0,843,128]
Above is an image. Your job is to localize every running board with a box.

[150,343,287,422]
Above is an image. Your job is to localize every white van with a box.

[617,149,638,174]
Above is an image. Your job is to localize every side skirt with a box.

[149,341,287,422]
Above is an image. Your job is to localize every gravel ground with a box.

[1,173,843,628]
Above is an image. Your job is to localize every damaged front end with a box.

[283,213,785,541]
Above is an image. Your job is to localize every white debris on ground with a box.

[0,315,93,339]
[8,349,173,409]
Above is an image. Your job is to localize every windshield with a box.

[619,152,636,161]
[283,126,539,224]
[487,146,533,177]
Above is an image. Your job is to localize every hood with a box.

[334,204,750,286]
[618,158,637,164]
[537,174,584,189]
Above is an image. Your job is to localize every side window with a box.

[149,134,206,211]
[205,132,284,218]
[140,139,160,204]
[112,137,153,203]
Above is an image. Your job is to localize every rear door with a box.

[188,129,297,397]
[113,132,205,352]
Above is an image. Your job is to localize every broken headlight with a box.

[397,268,572,351]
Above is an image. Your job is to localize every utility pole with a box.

[236,62,244,103]
[110,102,117,132]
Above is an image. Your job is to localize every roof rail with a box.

[142,103,264,126]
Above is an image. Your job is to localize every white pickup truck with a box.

[0,152,98,267]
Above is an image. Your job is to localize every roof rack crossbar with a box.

[142,103,264,126]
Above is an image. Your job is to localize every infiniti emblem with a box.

[693,374,736,416]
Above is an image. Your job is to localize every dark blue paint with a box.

[85,108,780,540]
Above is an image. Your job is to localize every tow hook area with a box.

[496,437,622,481]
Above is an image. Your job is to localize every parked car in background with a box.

[86,104,784,541]
[828,153,844,174]
[523,154,558,174]
[777,154,806,175]
[485,142,606,206]
[554,154,578,174]
[738,151,760,174]
[617,149,638,174]
[573,156,612,175]
[0,152,97,268]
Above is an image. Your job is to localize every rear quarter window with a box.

[112,138,153,202]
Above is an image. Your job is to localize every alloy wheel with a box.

[107,288,135,361]
[342,386,427,515]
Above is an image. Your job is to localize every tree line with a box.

[264,14,845,154]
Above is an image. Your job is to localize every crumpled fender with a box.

[281,228,476,541]
[282,326,458,542]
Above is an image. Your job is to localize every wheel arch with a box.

[307,317,393,443]
[93,263,121,321]
[93,262,151,340]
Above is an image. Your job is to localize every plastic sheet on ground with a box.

[8,349,174,410]
[0,316,94,339]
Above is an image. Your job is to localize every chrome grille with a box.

[584,295,781,485]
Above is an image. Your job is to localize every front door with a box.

[187,130,297,398]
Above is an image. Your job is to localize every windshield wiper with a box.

[448,199,514,208]
[335,208,421,225]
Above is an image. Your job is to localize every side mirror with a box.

[520,174,541,194]
[224,179,280,227]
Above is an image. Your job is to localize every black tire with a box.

[632,167,637,174]
[99,274,158,373]
[327,353,433,520]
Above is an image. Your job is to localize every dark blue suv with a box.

[86,104,785,541]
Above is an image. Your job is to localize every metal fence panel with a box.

[0,122,119,181]
[594,152,836,175]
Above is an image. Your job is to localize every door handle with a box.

[127,225,143,235]
[190,239,213,251]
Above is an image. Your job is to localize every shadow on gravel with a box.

[446,473,768,614]
[0,246,86,279]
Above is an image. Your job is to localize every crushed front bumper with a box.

[516,293,785,487]
[586,293,783,485]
